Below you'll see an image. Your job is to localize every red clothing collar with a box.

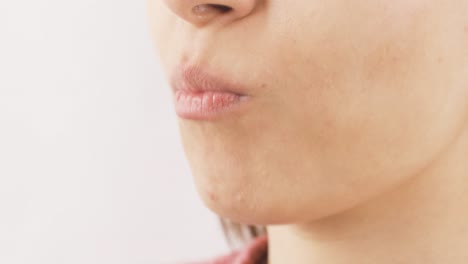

[190,235,268,264]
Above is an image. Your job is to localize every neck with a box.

[267,129,468,264]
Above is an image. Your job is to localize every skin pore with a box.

[149,1,468,263]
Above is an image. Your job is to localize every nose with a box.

[163,0,259,27]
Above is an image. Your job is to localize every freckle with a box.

[437,56,443,63]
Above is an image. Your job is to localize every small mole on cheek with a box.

[208,192,218,202]
[463,26,468,37]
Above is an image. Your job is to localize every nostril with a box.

[208,4,232,13]
[192,4,233,17]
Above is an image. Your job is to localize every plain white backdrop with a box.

[0,1,228,263]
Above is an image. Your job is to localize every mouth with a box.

[170,64,251,121]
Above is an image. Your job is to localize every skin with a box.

[149,1,468,263]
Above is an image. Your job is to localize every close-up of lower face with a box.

[148,1,468,225]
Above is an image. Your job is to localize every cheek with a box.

[274,1,441,140]
[265,1,466,193]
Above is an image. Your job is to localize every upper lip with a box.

[170,64,248,96]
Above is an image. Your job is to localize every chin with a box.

[197,190,287,226]
[190,168,337,226]
[190,168,282,225]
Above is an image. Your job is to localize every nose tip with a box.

[164,0,259,27]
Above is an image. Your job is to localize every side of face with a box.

[149,1,468,224]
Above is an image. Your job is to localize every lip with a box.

[170,64,251,120]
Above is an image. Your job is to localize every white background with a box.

[0,1,228,263]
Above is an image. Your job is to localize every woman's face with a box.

[149,1,468,224]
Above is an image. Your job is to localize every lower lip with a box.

[174,90,249,120]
